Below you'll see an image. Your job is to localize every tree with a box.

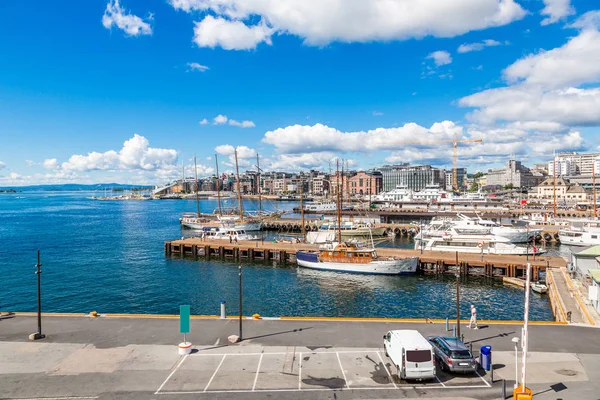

[468,182,479,192]
[504,183,515,190]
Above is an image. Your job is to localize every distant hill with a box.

[0,183,154,192]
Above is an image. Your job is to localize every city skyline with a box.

[1,0,600,186]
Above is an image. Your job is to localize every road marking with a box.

[204,354,227,392]
[252,353,264,391]
[214,338,220,346]
[376,351,397,389]
[298,352,302,390]
[336,352,350,389]
[474,368,492,388]
[435,376,447,387]
[155,354,189,394]
[157,384,492,395]
[6,398,99,400]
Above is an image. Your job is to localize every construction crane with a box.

[389,132,483,192]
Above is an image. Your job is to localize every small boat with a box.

[531,282,548,294]
[199,226,259,241]
[296,242,418,275]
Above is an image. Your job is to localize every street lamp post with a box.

[512,337,520,389]
[29,250,45,341]
[238,265,243,342]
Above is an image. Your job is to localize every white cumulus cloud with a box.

[193,16,272,50]
[206,114,255,127]
[426,50,452,67]
[43,158,59,170]
[102,0,152,36]
[187,62,209,72]
[170,0,526,49]
[502,30,600,89]
[58,134,178,172]
[213,114,228,125]
[460,25,600,127]
[262,121,465,154]
[215,144,257,167]
[540,0,575,26]
[0,161,5,170]
[457,39,504,53]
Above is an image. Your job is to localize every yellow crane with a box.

[390,132,483,192]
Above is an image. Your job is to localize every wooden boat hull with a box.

[296,251,418,275]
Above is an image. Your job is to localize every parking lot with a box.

[155,346,491,395]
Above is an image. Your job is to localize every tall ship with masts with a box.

[296,160,418,275]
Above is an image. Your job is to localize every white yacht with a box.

[318,221,386,237]
[414,233,544,255]
[199,226,259,241]
[296,242,418,275]
[558,220,600,246]
[456,214,539,243]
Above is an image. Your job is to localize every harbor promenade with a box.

[1,314,599,399]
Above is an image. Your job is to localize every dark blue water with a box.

[0,192,554,320]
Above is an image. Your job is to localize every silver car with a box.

[427,336,477,373]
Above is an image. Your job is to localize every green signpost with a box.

[180,305,190,343]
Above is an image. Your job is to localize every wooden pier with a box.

[164,238,566,279]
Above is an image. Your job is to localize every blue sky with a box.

[1,0,599,185]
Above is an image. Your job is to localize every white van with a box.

[383,330,436,380]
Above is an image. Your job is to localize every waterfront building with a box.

[529,177,590,204]
[378,164,445,192]
[311,174,330,196]
[551,152,600,176]
[444,168,467,191]
[348,171,382,196]
[548,158,577,177]
[486,160,539,188]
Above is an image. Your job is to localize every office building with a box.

[378,165,445,191]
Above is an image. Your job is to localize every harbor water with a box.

[0,192,556,320]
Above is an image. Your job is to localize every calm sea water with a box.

[0,192,556,320]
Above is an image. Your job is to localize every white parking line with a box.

[435,376,447,388]
[298,352,302,390]
[474,369,492,388]
[252,353,264,391]
[336,352,350,389]
[376,350,397,389]
[154,354,189,394]
[204,354,227,392]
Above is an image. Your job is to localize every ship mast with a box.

[553,155,557,218]
[300,177,305,242]
[235,149,244,221]
[256,153,262,213]
[194,155,200,217]
[593,162,597,219]
[215,154,222,216]
[336,159,342,244]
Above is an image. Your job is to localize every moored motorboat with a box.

[531,282,548,294]
[296,242,418,275]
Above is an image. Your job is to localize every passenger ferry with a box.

[296,243,418,275]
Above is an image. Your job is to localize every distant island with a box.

[0,183,153,192]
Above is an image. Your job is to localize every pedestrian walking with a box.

[229,234,232,244]
[468,304,478,330]
[234,236,238,244]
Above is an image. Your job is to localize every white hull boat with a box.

[296,243,418,275]
[531,283,548,294]
[558,223,600,247]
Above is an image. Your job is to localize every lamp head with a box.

[512,337,519,343]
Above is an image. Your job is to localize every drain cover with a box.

[556,369,578,376]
